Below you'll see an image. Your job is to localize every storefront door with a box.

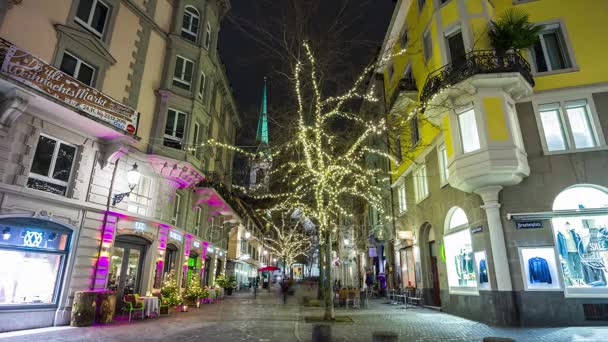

[429,241,441,306]
[108,236,148,304]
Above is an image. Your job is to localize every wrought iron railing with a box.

[420,50,535,104]
[388,77,418,110]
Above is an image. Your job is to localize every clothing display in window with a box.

[557,231,569,259]
[478,259,488,284]
[455,249,475,286]
[528,257,552,284]
[582,263,606,286]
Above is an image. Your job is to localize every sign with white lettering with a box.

[169,230,183,242]
[0,38,139,135]
[193,240,201,248]
[516,221,543,229]
[471,226,483,234]
[134,222,146,232]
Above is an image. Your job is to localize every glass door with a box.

[109,236,148,309]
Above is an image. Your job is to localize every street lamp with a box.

[244,231,251,239]
[343,238,350,246]
[263,250,268,255]
[112,163,141,205]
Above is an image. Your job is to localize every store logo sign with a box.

[193,240,200,248]
[516,221,543,229]
[134,222,146,232]
[169,230,183,242]
[23,231,43,247]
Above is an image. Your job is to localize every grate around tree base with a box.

[304,316,354,323]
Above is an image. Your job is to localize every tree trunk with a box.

[386,241,397,289]
[318,238,325,300]
[323,231,335,320]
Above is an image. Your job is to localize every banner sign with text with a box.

[0,38,138,135]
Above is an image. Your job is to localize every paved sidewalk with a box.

[1,287,608,341]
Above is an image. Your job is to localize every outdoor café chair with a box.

[122,294,145,322]
[153,293,170,315]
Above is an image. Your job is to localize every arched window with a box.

[181,6,200,43]
[443,207,478,293]
[447,207,469,231]
[551,184,608,296]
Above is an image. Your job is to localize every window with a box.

[388,62,395,80]
[443,207,476,293]
[393,133,403,161]
[0,218,71,308]
[400,28,408,48]
[181,6,200,43]
[75,0,110,37]
[204,23,212,49]
[423,29,433,62]
[413,164,428,203]
[418,0,426,11]
[164,109,187,149]
[198,71,206,100]
[410,116,420,146]
[457,108,481,153]
[446,29,466,65]
[194,207,202,237]
[191,122,200,156]
[397,183,407,213]
[532,24,572,73]
[172,193,181,225]
[550,185,608,296]
[128,176,152,216]
[538,99,598,152]
[27,135,77,196]
[59,52,96,86]
[173,55,194,90]
[438,142,449,186]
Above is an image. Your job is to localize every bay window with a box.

[173,56,194,91]
[438,142,449,186]
[397,183,407,213]
[181,6,200,43]
[457,107,481,153]
[164,108,188,149]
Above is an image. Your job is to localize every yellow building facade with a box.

[381,0,608,325]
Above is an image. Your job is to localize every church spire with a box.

[256,77,269,145]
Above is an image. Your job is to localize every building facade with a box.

[0,0,258,333]
[379,0,608,326]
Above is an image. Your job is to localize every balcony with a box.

[420,50,534,105]
[388,76,417,112]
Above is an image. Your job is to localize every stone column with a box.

[474,186,512,291]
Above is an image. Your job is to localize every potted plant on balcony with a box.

[488,9,543,61]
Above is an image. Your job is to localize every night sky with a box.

[219,0,396,146]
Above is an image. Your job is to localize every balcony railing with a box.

[388,77,417,110]
[420,50,535,104]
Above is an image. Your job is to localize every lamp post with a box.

[112,163,141,206]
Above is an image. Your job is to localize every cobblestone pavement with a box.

[1,286,608,342]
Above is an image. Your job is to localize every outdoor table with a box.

[139,296,159,317]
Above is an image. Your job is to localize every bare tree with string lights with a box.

[263,212,313,277]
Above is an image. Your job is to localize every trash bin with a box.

[71,291,97,327]
[312,324,332,342]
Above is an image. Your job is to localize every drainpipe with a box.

[91,157,120,290]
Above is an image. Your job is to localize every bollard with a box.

[312,324,332,342]
[372,331,398,342]
[482,337,515,342]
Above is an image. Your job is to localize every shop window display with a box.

[519,247,561,291]
[475,250,490,290]
[443,207,477,294]
[552,185,608,297]
[0,218,71,307]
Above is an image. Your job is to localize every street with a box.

[2,286,608,342]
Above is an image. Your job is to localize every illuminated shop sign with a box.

[193,240,201,248]
[169,230,183,242]
[134,222,146,232]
